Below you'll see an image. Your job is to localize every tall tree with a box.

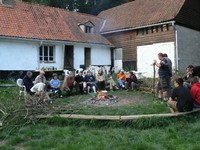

[22,0,135,15]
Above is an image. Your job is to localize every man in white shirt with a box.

[31,82,51,102]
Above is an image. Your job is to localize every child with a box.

[50,73,63,98]
[107,70,118,91]
[167,78,193,113]
[117,70,126,90]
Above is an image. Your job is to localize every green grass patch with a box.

[1,86,200,149]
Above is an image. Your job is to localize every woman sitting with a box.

[167,78,193,113]
[107,70,118,91]
[62,72,76,96]
[50,73,63,98]
[84,70,97,93]
[125,71,138,90]
[117,70,126,90]
[96,68,105,91]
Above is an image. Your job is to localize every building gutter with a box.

[0,36,113,47]
[100,21,175,35]
[172,21,179,71]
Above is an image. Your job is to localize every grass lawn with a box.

[1,86,200,149]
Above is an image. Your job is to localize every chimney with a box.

[0,0,16,7]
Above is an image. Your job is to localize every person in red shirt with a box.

[190,77,200,108]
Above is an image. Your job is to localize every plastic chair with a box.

[16,79,26,96]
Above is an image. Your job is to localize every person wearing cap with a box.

[34,70,46,85]
[117,70,126,90]
[23,71,34,94]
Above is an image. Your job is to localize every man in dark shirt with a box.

[154,53,171,101]
[167,78,193,113]
[75,71,86,94]
[23,71,34,94]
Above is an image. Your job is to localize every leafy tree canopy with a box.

[22,0,134,15]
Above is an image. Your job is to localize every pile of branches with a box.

[0,95,76,131]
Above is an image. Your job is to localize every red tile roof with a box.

[0,0,112,45]
[98,0,186,33]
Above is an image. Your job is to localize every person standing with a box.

[154,53,171,101]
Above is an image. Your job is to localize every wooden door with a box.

[64,45,74,70]
[84,48,91,68]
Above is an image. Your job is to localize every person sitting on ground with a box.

[167,78,193,113]
[34,70,46,85]
[107,70,118,91]
[190,77,200,108]
[62,72,76,96]
[50,73,63,98]
[96,68,106,91]
[84,70,97,93]
[75,71,86,94]
[23,71,34,94]
[125,71,138,90]
[182,66,193,89]
[117,70,126,90]
[30,82,51,102]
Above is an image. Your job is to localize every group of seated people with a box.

[22,68,139,102]
[167,65,200,113]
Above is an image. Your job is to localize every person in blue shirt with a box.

[50,73,63,98]
[154,53,171,102]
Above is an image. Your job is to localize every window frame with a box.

[39,45,55,63]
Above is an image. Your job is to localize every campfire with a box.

[94,90,117,101]
[83,90,118,106]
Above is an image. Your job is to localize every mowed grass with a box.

[1,115,200,150]
[1,85,200,149]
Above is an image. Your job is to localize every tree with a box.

[22,0,135,15]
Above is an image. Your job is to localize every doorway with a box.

[84,48,91,68]
[64,45,74,70]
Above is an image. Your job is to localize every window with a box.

[114,48,122,60]
[39,45,55,62]
[85,26,93,33]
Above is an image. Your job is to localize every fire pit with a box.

[83,90,118,106]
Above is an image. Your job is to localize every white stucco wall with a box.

[0,39,38,70]
[90,46,111,66]
[0,39,64,70]
[74,45,85,69]
[176,25,200,71]
[137,42,175,78]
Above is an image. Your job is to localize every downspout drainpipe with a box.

[172,21,179,72]
[38,41,43,70]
